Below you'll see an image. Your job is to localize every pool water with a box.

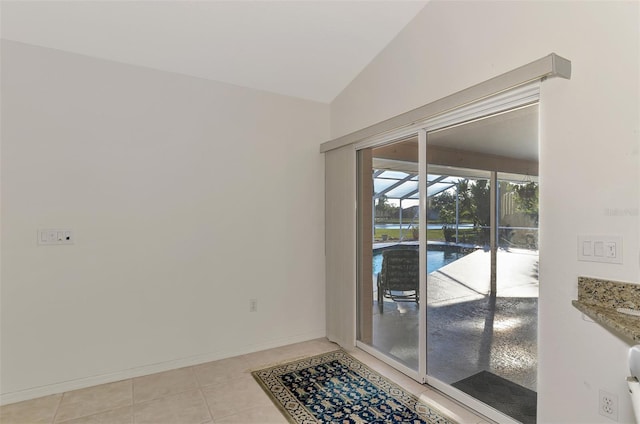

[372,248,469,275]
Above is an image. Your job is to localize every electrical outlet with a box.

[599,389,618,421]
[249,299,258,313]
[38,229,73,245]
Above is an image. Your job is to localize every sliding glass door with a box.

[356,137,421,373]
[425,166,492,384]
[424,105,540,424]
[356,103,540,424]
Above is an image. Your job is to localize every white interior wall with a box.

[330,1,639,423]
[0,40,328,402]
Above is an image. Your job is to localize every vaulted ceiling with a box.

[0,1,427,103]
[1,1,540,160]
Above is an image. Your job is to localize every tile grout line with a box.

[132,368,203,405]
[51,380,135,424]
[195,359,262,422]
[198,382,217,423]
[196,388,214,424]
[129,368,212,422]
[129,378,135,423]
[131,376,136,406]
[191,364,208,391]
[50,393,65,424]
[187,365,215,422]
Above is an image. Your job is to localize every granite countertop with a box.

[572,276,640,345]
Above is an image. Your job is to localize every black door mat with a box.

[452,370,536,424]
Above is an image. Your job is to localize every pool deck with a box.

[371,247,539,391]
[428,248,539,304]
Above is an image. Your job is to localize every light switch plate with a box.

[38,229,74,245]
[578,235,622,264]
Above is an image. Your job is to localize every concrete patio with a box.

[370,248,539,392]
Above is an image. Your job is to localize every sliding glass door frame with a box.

[354,133,424,383]
[353,82,541,424]
[417,129,428,382]
[354,129,522,424]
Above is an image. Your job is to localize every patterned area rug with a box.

[452,370,536,424]
[252,350,455,424]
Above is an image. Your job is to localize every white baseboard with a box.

[0,329,326,406]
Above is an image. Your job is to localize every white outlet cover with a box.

[599,389,619,421]
[578,235,622,264]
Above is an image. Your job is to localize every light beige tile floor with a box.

[0,338,490,424]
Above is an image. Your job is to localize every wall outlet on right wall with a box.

[599,389,619,421]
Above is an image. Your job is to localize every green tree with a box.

[469,180,491,228]
[375,195,399,221]
[431,190,456,223]
[470,180,491,244]
[514,182,539,225]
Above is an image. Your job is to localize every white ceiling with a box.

[0,0,427,103]
[372,104,538,170]
[429,104,539,161]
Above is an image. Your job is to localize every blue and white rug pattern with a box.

[252,350,455,424]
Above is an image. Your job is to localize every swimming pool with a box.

[372,247,470,275]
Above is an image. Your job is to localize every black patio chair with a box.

[376,249,419,313]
